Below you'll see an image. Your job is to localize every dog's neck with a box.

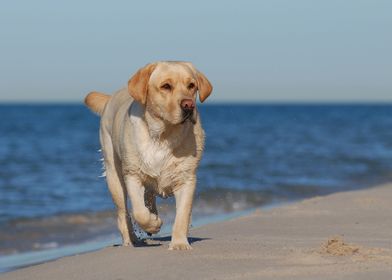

[131,101,192,148]
[128,101,195,179]
[144,108,166,139]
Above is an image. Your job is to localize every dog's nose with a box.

[180,99,195,111]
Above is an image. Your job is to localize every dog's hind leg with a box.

[144,189,158,236]
[100,129,137,246]
[144,189,158,216]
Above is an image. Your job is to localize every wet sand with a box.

[2,183,392,280]
[0,189,271,257]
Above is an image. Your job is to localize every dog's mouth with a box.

[181,110,196,124]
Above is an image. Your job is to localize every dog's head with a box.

[128,61,212,125]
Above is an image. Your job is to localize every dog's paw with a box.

[122,241,132,247]
[134,210,163,234]
[121,234,139,247]
[141,215,162,234]
[145,213,162,234]
[168,241,193,250]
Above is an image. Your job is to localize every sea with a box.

[1,103,392,270]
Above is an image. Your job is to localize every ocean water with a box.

[1,104,392,258]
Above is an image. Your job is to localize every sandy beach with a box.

[2,183,392,280]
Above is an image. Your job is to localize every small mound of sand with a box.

[320,236,360,256]
[317,236,392,264]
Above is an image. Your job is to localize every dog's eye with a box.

[188,83,196,90]
[161,83,172,91]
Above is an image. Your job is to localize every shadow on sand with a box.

[112,236,210,248]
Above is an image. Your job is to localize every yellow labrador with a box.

[84,61,212,250]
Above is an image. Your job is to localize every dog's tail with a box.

[84,92,111,116]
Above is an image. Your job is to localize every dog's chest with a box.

[138,141,185,197]
[136,139,173,178]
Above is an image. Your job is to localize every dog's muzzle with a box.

[181,99,195,124]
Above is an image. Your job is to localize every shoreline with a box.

[2,177,390,264]
[2,183,392,279]
[0,187,280,258]
[0,205,283,273]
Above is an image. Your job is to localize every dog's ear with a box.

[182,62,213,103]
[128,63,157,104]
[195,70,213,103]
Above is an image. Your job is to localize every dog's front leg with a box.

[169,179,196,250]
[125,175,162,235]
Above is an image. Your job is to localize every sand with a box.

[2,183,392,280]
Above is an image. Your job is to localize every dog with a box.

[84,61,212,250]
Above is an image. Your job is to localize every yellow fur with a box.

[84,62,212,250]
[84,92,110,116]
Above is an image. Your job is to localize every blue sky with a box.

[0,0,391,102]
